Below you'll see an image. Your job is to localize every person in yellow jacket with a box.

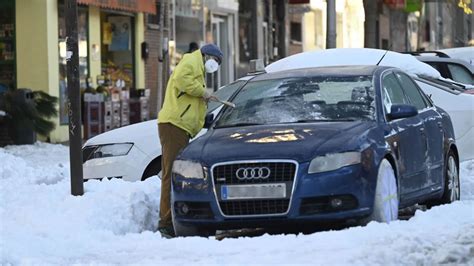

[157,43,223,238]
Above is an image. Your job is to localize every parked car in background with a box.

[406,49,474,85]
[439,47,474,66]
[266,48,474,162]
[82,77,252,182]
[171,66,460,237]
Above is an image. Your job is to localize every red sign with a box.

[77,0,156,14]
[384,0,406,9]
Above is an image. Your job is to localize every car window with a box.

[382,73,408,113]
[215,75,375,127]
[207,80,246,113]
[447,63,473,85]
[395,72,428,111]
[424,62,449,79]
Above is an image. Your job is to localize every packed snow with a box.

[1,142,473,265]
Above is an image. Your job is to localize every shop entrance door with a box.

[211,15,234,91]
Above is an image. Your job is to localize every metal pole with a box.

[65,0,84,196]
[326,0,336,49]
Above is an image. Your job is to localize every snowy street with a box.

[1,142,473,265]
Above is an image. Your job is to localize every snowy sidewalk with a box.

[1,143,473,265]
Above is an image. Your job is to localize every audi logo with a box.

[235,167,271,180]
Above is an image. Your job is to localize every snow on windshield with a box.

[216,76,375,126]
[265,48,442,79]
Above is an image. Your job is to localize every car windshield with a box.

[207,80,246,113]
[215,75,375,128]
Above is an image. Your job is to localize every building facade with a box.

[1,0,155,142]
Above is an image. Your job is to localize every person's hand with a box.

[203,91,219,103]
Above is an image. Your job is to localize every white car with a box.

[439,47,474,66]
[82,77,252,182]
[265,48,474,161]
[407,49,474,85]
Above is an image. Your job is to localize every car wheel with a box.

[141,157,161,181]
[440,150,460,204]
[368,159,399,223]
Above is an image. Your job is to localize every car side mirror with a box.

[387,104,418,121]
[203,113,215,128]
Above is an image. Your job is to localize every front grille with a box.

[212,161,297,217]
[213,162,296,185]
[219,199,290,216]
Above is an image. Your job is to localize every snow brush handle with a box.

[212,98,236,108]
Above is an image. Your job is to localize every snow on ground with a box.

[1,143,473,265]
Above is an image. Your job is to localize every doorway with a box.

[210,15,234,91]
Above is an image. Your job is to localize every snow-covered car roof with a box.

[265,48,442,79]
[439,47,474,65]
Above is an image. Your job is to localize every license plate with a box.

[221,183,286,200]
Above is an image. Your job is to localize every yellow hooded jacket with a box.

[158,50,207,138]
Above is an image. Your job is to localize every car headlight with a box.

[172,160,205,179]
[308,152,361,174]
[88,143,133,160]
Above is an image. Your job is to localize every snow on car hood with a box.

[84,120,157,146]
[265,48,442,79]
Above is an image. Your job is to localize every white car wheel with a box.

[370,159,399,223]
[447,154,460,202]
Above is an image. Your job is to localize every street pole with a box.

[65,0,84,196]
[326,0,336,49]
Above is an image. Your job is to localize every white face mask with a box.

[205,59,219,73]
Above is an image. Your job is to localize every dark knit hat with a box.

[200,43,223,65]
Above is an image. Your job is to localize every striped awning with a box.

[77,0,156,14]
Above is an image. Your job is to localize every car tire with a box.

[368,159,399,223]
[428,150,460,207]
[141,157,161,181]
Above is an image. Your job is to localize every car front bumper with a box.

[83,145,151,182]
[172,162,376,230]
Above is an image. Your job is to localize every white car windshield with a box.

[215,75,375,128]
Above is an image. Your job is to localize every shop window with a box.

[147,3,161,28]
[290,22,302,43]
[100,13,135,91]
[58,4,89,124]
[0,0,16,91]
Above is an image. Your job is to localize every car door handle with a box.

[419,127,425,133]
[437,121,443,128]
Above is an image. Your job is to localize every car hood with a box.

[84,120,158,147]
[183,121,377,165]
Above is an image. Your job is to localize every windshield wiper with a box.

[215,122,263,129]
[294,119,357,123]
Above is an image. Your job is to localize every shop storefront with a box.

[13,0,155,142]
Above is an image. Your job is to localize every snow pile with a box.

[0,143,161,264]
[1,143,474,265]
[265,48,442,79]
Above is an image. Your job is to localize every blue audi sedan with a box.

[171,66,460,237]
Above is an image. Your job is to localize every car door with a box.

[395,72,444,189]
[382,72,428,197]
